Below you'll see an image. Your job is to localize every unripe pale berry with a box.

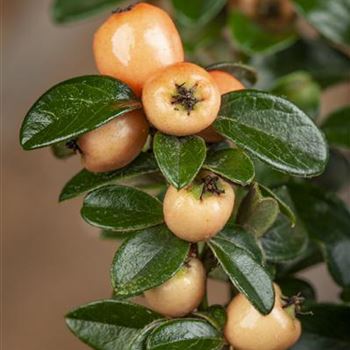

[93,2,184,96]
[142,62,221,136]
[224,284,302,350]
[78,110,149,173]
[198,70,244,143]
[144,258,206,317]
[163,173,235,242]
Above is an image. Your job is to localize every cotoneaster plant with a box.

[21,0,350,350]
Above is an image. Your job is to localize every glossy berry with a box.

[78,110,149,173]
[163,173,235,242]
[144,258,206,317]
[142,62,221,136]
[93,2,184,96]
[224,284,302,350]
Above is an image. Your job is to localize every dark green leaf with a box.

[146,319,224,350]
[129,321,166,350]
[206,62,258,87]
[277,277,316,300]
[259,185,296,226]
[59,152,158,201]
[253,158,290,187]
[288,183,350,287]
[100,230,131,241]
[65,300,163,350]
[20,76,139,150]
[228,10,296,55]
[237,183,279,237]
[81,185,163,231]
[51,141,76,159]
[214,90,328,176]
[252,39,350,89]
[194,305,227,331]
[204,148,255,186]
[292,303,350,350]
[340,287,350,302]
[208,227,274,314]
[292,0,350,47]
[153,133,206,189]
[321,106,350,149]
[111,225,190,297]
[172,0,227,27]
[271,71,321,119]
[52,0,122,23]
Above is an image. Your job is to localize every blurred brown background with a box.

[2,0,350,349]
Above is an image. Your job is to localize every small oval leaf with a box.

[81,185,163,231]
[65,300,163,350]
[153,133,206,189]
[214,90,328,176]
[20,75,139,150]
[204,148,255,186]
[111,225,190,297]
[208,227,274,315]
[147,319,224,350]
[59,152,158,201]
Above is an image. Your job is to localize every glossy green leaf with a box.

[293,0,350,47]
[51,141,76,159]
[81,185,163,231]
[292,303,350,350]
[237,183,279,237]
[206,62,258,87]
[111,225,190,297]
[204,148,255,186]
[172,0,227,27]
[20,76,139,150]
[321,106,350,149]
[288,183,350,287]
[277,277,316,300]
[252,39,350,89]
[259,185,296,226]
[229,10,296,55]
[146,319,224,350]
[214,90,328,176]
[153,133,206,189]
[65,300,163,350]
[271,71,321,119]
[59,152,158,201]
[194,305,227,331]
[52,0,123,23]
[253,158,290,188]
[208,227,274,314]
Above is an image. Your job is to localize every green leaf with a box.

[204,148,255,186]
[208,227,274,315]
[153,133,206,189]
[237,183,279,237]
[292,303,350,350]
[52,0,122,23]
[59,152,158,201]
[277,277,316,300]
[259,185,296,226]
[111,225,190,297]
[206,62,258,87]
[65,300,163,350]
[214,90,328,176]
[253,158,290,188]
[228,10,297,55]
[81,185,163,231]
[321,106,350,149]
[20,76,139,150]
[51,141,76,159]
[292,0,350,47]
[271,71,321,119]
[252,39,350,89]
[172,0,227,27]
[146,319,224,350]
[288,183,350,287]
[193,305,227,331]
[100,230,131,241]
